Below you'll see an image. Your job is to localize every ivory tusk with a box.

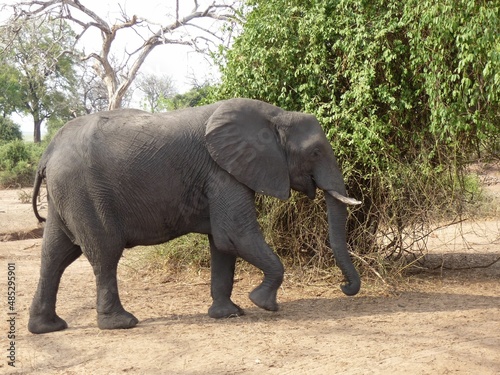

[328,190,362,206]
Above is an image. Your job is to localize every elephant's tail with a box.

[32,168,46,223]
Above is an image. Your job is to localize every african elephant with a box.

[28,98,361,334]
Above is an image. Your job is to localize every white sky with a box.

[2,0,230,133]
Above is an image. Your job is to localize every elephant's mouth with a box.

[304,176,317,199]
[289,174,317,199]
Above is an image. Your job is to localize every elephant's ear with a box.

[206,99,290,200]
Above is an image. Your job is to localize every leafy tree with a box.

[214,0,500,268]
[0,117,22,143]
[1,18,79,143]
[0,58,24,117]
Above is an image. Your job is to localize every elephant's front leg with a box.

[209,186,285,313]
[238,235,284,312]
[213,233,284,312]
[89,256,139,330]
[208,235,244,318]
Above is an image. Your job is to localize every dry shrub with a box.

[151,235,211,272]
[258,192,334,270]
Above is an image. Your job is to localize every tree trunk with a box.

[107,94,122,110]
[34,117,43,143]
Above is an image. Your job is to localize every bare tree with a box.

[8,0,238,110]
[77,62,109,114]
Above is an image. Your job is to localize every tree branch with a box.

[8,0,237,110]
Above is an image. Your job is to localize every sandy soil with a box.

[1,165,499,375]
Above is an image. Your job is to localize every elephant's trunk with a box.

[325,191,361,296]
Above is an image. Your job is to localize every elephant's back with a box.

[43,106,215,202]
[46,108,196,168]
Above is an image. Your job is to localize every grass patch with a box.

[146,234,211,272]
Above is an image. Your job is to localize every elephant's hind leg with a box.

[28,218,82,334]
[85,248,138,330]
[208,235,245,318]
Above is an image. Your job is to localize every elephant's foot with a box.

[28,313,68,334]
[97,310,139,330]
[249,285,279,312]
[208,300,245,319]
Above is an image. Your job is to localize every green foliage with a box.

[160,85,212,110]
[0,62,24,117]
[0,140,43,188]
[213,0,500,271]
[44,116,67,144]
[0,117,23,143]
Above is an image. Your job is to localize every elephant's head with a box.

[206,98,361,296]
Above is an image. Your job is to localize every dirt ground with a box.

[1,164,499,374]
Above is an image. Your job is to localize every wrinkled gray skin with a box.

[28,98,361,334]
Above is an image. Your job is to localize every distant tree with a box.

[9,0,238,110]
[137,74,177,113]
[162,84,211,110]
[76,61,110,114]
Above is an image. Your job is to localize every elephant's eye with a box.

[312,148,321,158]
